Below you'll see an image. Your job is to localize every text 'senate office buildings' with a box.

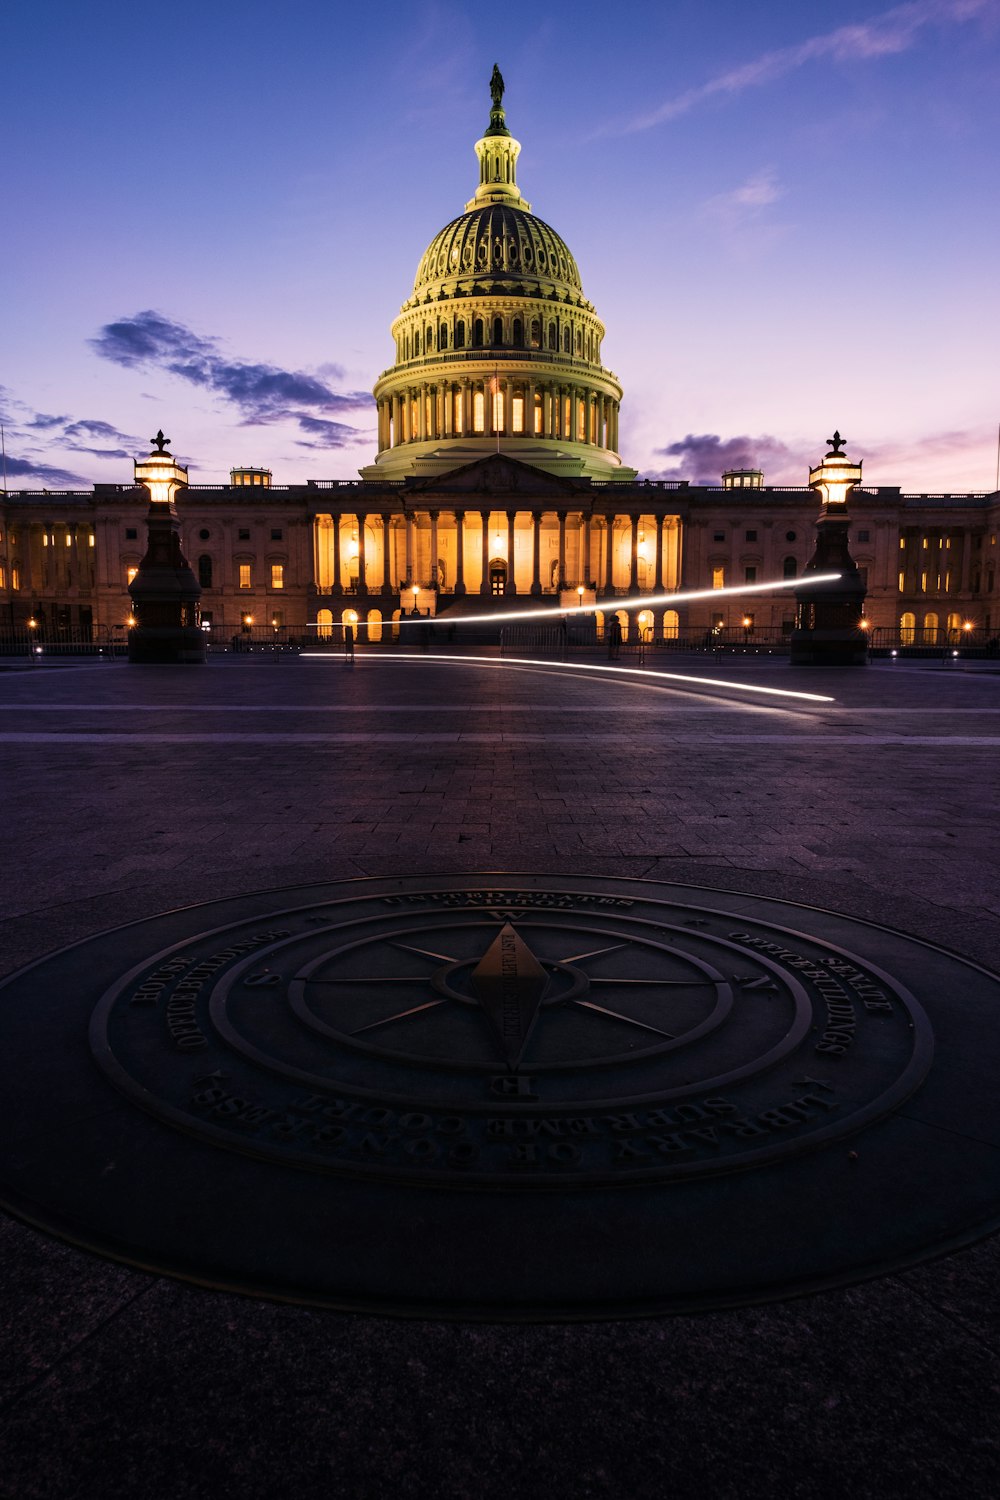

[3,81,998,646]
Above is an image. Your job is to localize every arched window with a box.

[198,555,213,588]
[900,611,916,644]
[663,609,679,640]
[563,328,571,353]
[414,330,421,355]
[455,320,465,348]
[493,316,504,346]
[782,556,797,578]
[426,325,433,351]
[575,329,582,355]
[367,609,383,643]
[548,323,557,351]
[439,323,448,350]
[923,611,939,643]
[473,319,484,347]
[473,390,485,433]
[316,608,333,641]
[530,319,541,348]
[512,318,523,346]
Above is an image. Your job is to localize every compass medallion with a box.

[2,874,1000,1318]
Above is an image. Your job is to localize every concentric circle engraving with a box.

[1,875,999,1318]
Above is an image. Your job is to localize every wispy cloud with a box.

[617,1,991,134]
[90,310,372,447]
[649,432,800,484]
[1,453,89,488]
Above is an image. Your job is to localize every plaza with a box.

[1,647,999,1497]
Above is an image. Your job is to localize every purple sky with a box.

[3,0,999,493]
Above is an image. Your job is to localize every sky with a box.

[3,0,999,493]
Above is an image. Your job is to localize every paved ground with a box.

[1,648,999,1499]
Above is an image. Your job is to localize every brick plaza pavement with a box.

[1,650,998,1499]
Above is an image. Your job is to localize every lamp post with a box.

[128,430,205,663]
[790,431,868,666]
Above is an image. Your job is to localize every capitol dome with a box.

[361,72,634,482]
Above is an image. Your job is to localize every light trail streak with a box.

[361,572,842,629]
[300,651,836,703]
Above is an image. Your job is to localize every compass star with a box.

[469,923,549,1068]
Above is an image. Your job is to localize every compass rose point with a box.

[470,922,549,1067]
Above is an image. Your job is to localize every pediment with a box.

[404,452,589,499]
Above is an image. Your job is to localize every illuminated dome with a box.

[412,205,583,301]
[361,71,634,482]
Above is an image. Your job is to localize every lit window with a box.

[453,390,463,431]
[712,567,725,590]
[11,567,19,591]
[239,563,252,589]
[492,387,503,432]
[512,395,524,434]
[920,571,928,592]
[473,391,485,433]
[898,571,905,592]
[533,395,543,435]
[65,534,72,547]
[127,566,138,584]
[271,563,284,590]
[899,538,906,549]
[0,566,4,588]
[88,533,95,547]
[577,405,585,442]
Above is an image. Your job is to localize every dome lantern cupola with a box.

[465,64,530,212]
[361,70,635,482]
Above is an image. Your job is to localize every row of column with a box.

[377,382,619,452]
[899,529,976,595]
[314,511,678,596]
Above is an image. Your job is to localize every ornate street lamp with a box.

[790,432,868,667]
[128,430,205,663]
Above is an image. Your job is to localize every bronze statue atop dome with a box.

[490,64,504,109]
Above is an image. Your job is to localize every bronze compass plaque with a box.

[1,875,999,1318]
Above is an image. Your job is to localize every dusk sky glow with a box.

[4,0,999,494]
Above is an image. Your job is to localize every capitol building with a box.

[2,77,998,648]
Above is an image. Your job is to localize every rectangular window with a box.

[65,534,72,547]
[125,528,138,540]
[0,565,4,588]
[473,391,485,433]
[453,391,463,431]
[238,528,250,540]
[744,565,757,583]
[271,611,284,628]
[492,389,504,432]
[857,530,870,543]
[89,533,95,547]
[713,532,725,542]
[239,563,252,589]
[271,563,284,590]
[270,528,283,541]
[745,530,757,542]
[898,571,905,592]
[533,396,543,435]
[11,567,19,591]
[920,570,928,592]
[577,404,586,442]
[899,538,906,549]
[512,395,524,434]
[712,566,725,590]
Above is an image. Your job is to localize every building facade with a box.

[3,80,998,646]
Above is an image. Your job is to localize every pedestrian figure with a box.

[344,623,355,665]
[608,615,622,660]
